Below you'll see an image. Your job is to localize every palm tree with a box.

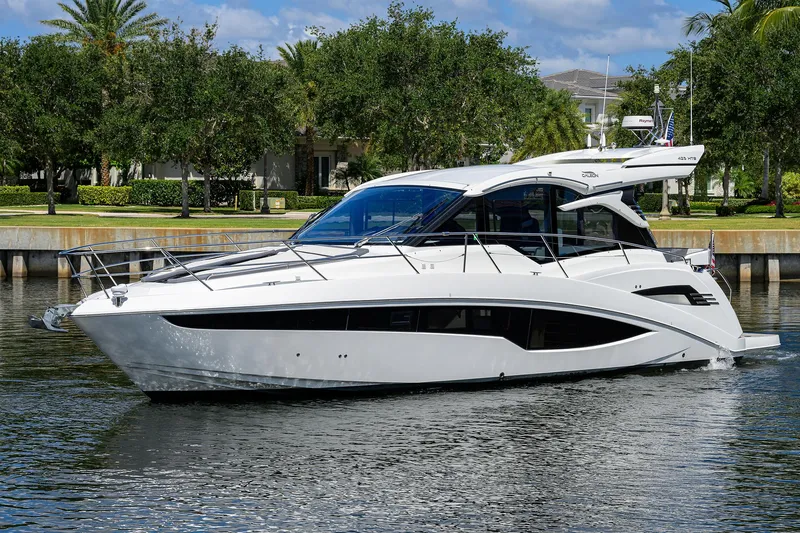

[734,0,800,41]
[277,40,319,196]
[42,0,167,186]
[511,90,587,162]
[684,0,736,36]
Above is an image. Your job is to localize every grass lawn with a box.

[0,213,305,229]
[0,205,271,215]
[650,215,800,230]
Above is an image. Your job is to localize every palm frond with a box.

[41,0,167,52]
[753,6,800,41]
[683,12,715,36]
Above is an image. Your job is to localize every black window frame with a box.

[164,306,650,350]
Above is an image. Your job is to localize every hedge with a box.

[638,193,757,213]
[744,204,800,214]
[0,185,31,193]
[688,201,719,211]
[297,195,342,210]
[130,180,203,207]
[77,185,131,206]
[238,190,301,210]
[0,192,51,206]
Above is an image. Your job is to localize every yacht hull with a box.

[72,310,735,398]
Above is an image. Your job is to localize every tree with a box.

[683,0,735,36]
[756,23,800,217]
[7,37,102,214]
[664,19,764,211]
[734,0,800,41]
[278,40,319,195]
[0,39,22,185]
[511,89,586,161]
[313,2,541,171]
[136,25,294,217]
[334,151,384,190]
[42,0,167,186]
[193,47,295,213]
[135,25,214,217]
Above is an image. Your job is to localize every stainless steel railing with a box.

[60,230,703,300]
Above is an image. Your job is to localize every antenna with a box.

[599,54,610,150]
[689,48,693,146]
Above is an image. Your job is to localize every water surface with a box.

[1,279,799,531]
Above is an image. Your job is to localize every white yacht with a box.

[34,145,780,400]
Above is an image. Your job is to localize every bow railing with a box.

[60,230,714,300]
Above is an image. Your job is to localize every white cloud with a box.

[512,0,610,28]
[279,7,350,37]
[200,4,281,41]
[536,50,618,75]
[0,0,71,25]
[570,12,686,54]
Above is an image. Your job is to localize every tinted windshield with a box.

[294,186,463,243]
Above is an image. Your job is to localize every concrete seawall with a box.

[652,230,800,282]
[0,227,796,282]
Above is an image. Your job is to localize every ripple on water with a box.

[2,280,800,531]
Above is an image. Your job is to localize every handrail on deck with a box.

[60,230,700,299]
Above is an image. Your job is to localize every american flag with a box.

[662,112,675,147]
[709,230,716,269]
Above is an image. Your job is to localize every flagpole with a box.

[599,54,610,150]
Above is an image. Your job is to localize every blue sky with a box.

[0,0,723,75]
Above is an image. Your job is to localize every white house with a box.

[541,68,630,148]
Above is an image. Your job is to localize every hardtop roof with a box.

[349,145,704,197]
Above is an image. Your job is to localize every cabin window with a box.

[554,186,655,256]
[348,307,418,331]
[165,306,649,350]
[484,185,551,235]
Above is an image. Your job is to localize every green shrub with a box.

[716,204,736,217]
[744,204,800,214]
[210,179,255,207]
[130,179,203,207]
[238,190,301,211]
[783,171,800,200]
[637,193,663,213]
[297,196,342,210]
[0,185,31,193]
[639,193,759,213]
[77,185,131,206]
[0,192,51,206]
[689,201,718,211]
[238,189,261,211]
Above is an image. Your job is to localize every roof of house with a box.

[541,68,631,99]
[349,145,705,197]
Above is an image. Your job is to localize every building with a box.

[541,68,631,147]
[541,69,734,198]
[142,135,365,192]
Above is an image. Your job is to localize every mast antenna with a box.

[690,47,693,146]
[599,54,610,150]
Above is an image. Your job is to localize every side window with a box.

[484,185,551,234]
[554,186,654,255]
